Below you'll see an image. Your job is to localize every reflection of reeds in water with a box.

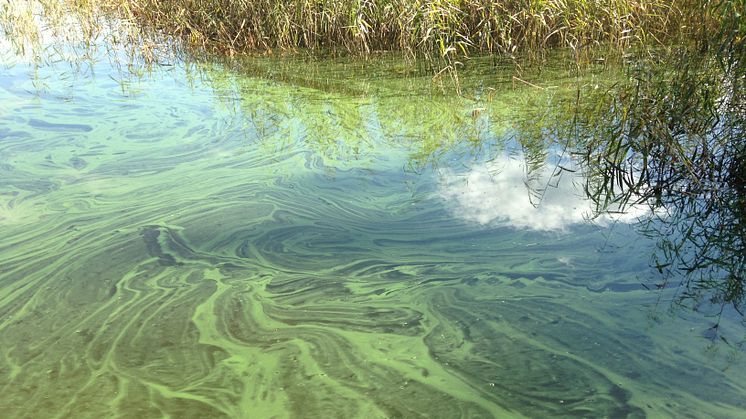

[0,0,174,72]
[556,0,746,334]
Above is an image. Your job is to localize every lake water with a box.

[1,29,745,418]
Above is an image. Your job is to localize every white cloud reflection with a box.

[438,154,649,231]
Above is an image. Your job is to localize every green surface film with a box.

[0,47,745,418]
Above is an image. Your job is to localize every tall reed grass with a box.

[9,0,693,61]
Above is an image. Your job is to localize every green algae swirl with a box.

[1,52,745,419]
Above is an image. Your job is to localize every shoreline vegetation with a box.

[89,0,685,64]
[0,1,720,66]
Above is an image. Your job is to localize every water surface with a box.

[0,37,745,418]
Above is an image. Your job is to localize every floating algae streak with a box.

[1,37,746,419]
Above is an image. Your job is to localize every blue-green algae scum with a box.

[1,34,745,419]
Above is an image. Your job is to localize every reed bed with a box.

[5,0,698,61]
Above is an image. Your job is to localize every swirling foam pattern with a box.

[1,51,745,419]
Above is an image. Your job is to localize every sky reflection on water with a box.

[439,153,649,231]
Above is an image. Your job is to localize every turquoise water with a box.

[0,34,745,418]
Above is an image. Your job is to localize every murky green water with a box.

[1,35,745,418]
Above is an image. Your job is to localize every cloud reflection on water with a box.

[438,153,648,231]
